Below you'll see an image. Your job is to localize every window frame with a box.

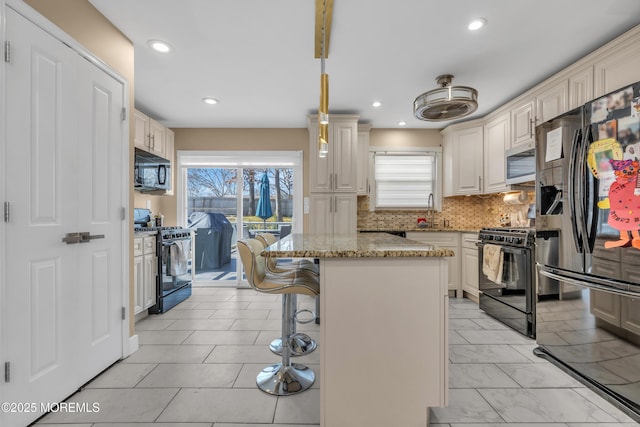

[368,146,442,212]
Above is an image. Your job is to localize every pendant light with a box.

[318,0,329,157]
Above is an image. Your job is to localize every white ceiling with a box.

[88,0,640,129]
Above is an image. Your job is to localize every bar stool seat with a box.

[237,238,319,396]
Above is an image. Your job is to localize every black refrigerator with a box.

[535,80,640,421]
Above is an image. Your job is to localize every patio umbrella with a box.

[255,173,273,226]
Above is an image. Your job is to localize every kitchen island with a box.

[263,233,451,427]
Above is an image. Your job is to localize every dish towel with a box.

[482,244,504,285]
[169,240,189,276]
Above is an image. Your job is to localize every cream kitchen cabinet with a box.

[568,65,594,110]
[461,233,479,300]
[356,124,371,195]
[134,109,166,157]
[593,39,640,98]
[308,115,359,193]
[406,232,461,298]
[309,193,357,234]
[511,80,568,149]
[134,235,157,315]
[442,123,483,196]
[483,112,511,194]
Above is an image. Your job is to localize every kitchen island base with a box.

[320,257,448,427]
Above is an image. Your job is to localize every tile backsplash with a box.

[357,192,535,230]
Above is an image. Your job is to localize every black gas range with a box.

[134,210,193,313]
[478,227,536,338]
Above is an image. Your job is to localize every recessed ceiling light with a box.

[372,101,382,108]
[202,98,219,105]
[148,40,172,53]
[397,121,407,126]
[468,18,486,31]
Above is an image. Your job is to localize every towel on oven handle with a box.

[482,244,504,285]
[169,240,189,276]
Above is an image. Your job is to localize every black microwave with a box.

[134,148,170,193]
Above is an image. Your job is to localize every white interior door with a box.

[2,8,124,426]
[74,54,124,380]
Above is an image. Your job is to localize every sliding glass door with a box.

[178,151,302,287]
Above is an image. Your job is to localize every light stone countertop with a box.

[262,233,454,258]
[359,228,480,233]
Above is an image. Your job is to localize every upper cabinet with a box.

[511,80,568,149]
[308,115,359,193]
[568,65,594,110]
[483,112,511,194]
[356,124,371,196]
[510,98,536,148]
[442,123,483,196]
[134,109,166,157]
[593,40,640,98]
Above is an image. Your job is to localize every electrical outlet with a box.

[146,200,151,209]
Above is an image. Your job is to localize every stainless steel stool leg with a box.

[270,294,317,356]
[256,293,315,395]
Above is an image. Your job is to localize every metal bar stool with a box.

[237,238,319,395]
[255,233,318,356]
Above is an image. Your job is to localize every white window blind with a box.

[374,153,437,209]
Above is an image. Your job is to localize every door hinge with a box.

[3,202,9,223]
[121,108,127,121]
[4,41,10,63]
[121,306,126,320]
[121,207,126,221]
[4,362,10,382]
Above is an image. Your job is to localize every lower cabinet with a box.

[590,256,640,336]
[461,233,479,300]
[134,235,157,315]
[309,193,357,234]
[406,232,461,298]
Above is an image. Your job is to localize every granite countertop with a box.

[262,233,455,258]
[359,228,480,234]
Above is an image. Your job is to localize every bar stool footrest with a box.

[270,333,317,356]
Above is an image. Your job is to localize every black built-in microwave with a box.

[134,148,170,193]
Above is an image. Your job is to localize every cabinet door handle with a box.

[329,173,332,190]
[334,197,337,213]
[529,117,538,138]
[334,173,338,190]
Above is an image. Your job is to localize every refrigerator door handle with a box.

[540,266,640,298]
[582,125,598,253]
[568,127,584,253]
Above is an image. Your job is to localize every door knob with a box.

[62,232,105,244]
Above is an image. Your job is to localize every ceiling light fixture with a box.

[468,18,486,31]
[372,101,382,108]
[148,40,172,53]
[413,74,478,121]
[202,98,219,105]
[397,121,407,126]
[318,0,330,157]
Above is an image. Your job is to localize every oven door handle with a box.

[162,238,192,245]
[539,266,640,298]
[476,242,528,255]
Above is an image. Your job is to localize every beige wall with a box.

[24,0,137,336]
[370,128,442,148]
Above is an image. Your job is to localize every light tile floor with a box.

[35,287,639,426]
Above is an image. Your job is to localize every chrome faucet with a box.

[426,193,435,228]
